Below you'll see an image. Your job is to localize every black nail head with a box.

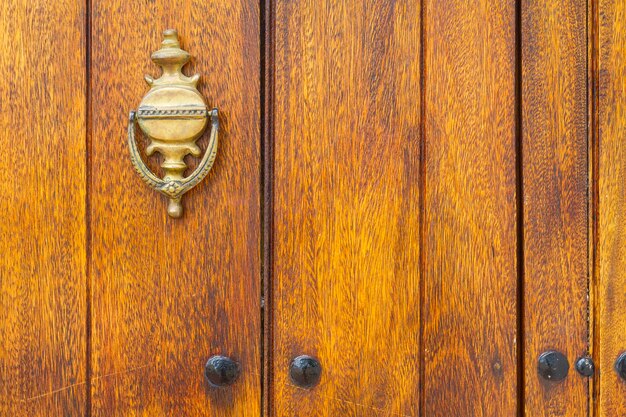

[538,350,569,382]
[205,355,240,387]
[289,355,322,389]
[575,357,595,377]
[615,352,626,381]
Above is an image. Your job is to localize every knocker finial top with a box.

[144,29,199,88]
[128,29,219,218]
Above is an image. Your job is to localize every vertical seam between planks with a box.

[585,0,591,414]
[588,0,600,414]
[585,0,590,414]
[260,0,265,412]
[418,0,426,416]
[261,0,275,415]
[84,0,93,414]
[515,1,525,416]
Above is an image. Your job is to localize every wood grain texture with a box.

[90,1,261,415]
[421,0,518,415]
[596,0,626,414]
[521,0,589,415]
[271,1,422,415]
[0,0,87,415]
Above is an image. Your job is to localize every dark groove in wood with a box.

[418,0,426,415]
[588,1,600,415]
[515,0,525,414]
[85,0,93,414]
[261,0,275,415]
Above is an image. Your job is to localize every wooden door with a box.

[521,0,589,415]
[1,0,262,416]
[1,0,626,416]
[596,0,626,415]
[270,1,424,414]
[0,1,88,415]
[89,1,261,416]
[266,0,622,416]
[268,0,521,415]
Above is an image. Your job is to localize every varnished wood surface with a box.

[596,0,626,414]
[2,1,625,415]
[421,0,518,415]
[89,1,261,415]
[521,0,589,414]
[0,0,87,415]
[271,1,422,415]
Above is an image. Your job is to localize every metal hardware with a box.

[289,355,322,389]
[205,355,240,387]
[615,352,626,381]
[538,350,569,382]
[128,29,218,218]
[575,356,595,377]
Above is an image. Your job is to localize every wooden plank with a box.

[89,1,261,415]
[421,0,518,415]
[521,0,589,414]
[0,1,87,415]
[271,1,422,415]
[596,0,626,415]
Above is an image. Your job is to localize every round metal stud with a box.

[615,352,626,381]
[538,350,569,382]
[289,355,322,389]
[205,355,240,387]
[575,356,595,377]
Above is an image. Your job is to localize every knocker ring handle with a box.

[128,109,218,218]
[127,29,219,218]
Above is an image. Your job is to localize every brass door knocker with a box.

[128,29,218,218]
